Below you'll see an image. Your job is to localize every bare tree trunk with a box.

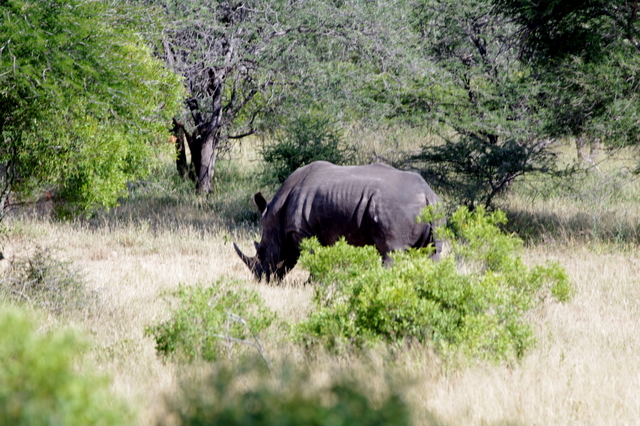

[175,68,227,193]
[0,160,14,223]
[196,131,219,193]
[194,68,225,193]
[0,184,9,223]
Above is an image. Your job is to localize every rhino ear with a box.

[253,192,268,214]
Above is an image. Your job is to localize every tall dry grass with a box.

[1,141,639,425]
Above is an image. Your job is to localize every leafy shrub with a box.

[0,305,131,425]
[261,115,355,184]
[146,279,276,362]
[0,246,94,316]
[295,206,571,361]
[409,136,563,209]
[163,359,411,426]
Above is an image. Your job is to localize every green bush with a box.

[295,206,571,362]
[261,115,355,184]
[163,359,411,426]
[409,136,563,210]
[0,246,95,316]
[146,279,276,362]
[0,305,131,425]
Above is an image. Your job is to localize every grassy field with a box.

[2,140,640,425]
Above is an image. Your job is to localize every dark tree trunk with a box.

[0,153,16,223]
[172,117,219,193]
[172,66,234,193]
[0,177,10,223]
[172,118,189,179]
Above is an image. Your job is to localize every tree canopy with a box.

[494,0,640,148]
[143,0,417,192]
[2,0,638,218]
[392,0,559,208]
[0,0,184,219]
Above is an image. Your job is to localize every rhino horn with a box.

[234,243,257,272]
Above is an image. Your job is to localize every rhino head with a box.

[234,192,287,282]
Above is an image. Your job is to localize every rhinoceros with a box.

[234,161,443,281]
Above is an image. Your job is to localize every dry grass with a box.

[410,245,640,425]
[2,144,640,425]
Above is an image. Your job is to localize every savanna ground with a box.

[2,134,640,425]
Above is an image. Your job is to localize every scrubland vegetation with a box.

[3,0,640,424]
[1,139,639,425]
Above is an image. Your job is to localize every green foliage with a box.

[492,0,639,63]
[539,48,640,147]
[400,0,563,209]
[0,246,94,316]
[261,115,355,184]
[0,0,185,218]
[146,280,276,362]
[164,359,411,426]
[494,0,640,148]
[0,305,131,425]
[412,136,560,209]
[138,0,399,191]
[295,206,571,361]
[444,207,572,303]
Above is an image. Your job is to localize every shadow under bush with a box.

[77,159,261,235]
[502,207,640,246]
[500,159,640,246]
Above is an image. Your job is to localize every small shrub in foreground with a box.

[163,359,411,426]
[0,305,131,425]
[146,279,276,362]
[295,206,571,362]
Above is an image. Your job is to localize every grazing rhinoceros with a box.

[234,161,443,282]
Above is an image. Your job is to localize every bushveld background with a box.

[1,134,639,425]
[3,1,640,424]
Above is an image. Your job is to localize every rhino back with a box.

[271,162,438,252]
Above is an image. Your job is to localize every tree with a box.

[493,0,640,155]
[492,0,640,59]
[142,0,420,193]
[0,0,184,220]
[154,0,279,193]
[400,0,559,208]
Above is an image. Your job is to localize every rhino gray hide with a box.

[234,161,443,282]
